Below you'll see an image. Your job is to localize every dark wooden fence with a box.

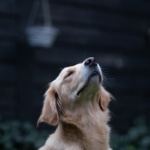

[0,0,150,132]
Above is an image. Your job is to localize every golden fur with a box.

[38,58,112,150]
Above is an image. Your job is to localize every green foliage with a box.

[0,121,48,150]
[111,117,150,150]
[0,117,149,150]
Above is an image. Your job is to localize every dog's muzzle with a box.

[83,57,102,82]
[76,57,102,96]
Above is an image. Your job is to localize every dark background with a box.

[0,0,150,133]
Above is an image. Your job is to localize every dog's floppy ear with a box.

[38,85,59,126]
[99,87,112,111]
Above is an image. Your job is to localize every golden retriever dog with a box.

[38,57,113,150]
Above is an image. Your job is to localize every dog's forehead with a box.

[60,63,81,75]
[51,64,81,87]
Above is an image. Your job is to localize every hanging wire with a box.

[25,0,59,48]
[27,0,40,26]
[42,0,52,25]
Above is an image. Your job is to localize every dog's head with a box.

[38,57,112,126]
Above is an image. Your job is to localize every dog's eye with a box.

[67,71,74,77]
[65,71,74,79]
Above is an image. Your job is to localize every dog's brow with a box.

[67,68,74,72]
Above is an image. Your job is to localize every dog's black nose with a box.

[84,57,97,66]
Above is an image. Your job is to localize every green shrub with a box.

[0,121,48,150]
[0,117,149,150]
[111,117,150,150]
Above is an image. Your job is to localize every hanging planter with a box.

[25,0,59,48]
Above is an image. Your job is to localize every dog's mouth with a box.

[77,71,101,96]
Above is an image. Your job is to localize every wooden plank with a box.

[107,85,150,98]
[16,44,35,121]
[0,106,16,120]
[0,64,16,83]
[0,87,16,105]
[33,88,45,106]
[112,93,150,103]
[101,55,150,71]
[35,48,89,65]
[34,64,59,86]
[50,0,150,17]
[0,2,19,42]
[0,0,18,15]
[0,42,16,60]
[106,77,150,90]
[110,114,137,132]
[0,17,17,28]
[0,27,17,40]
[55,26,147,50]
[106,66,150,77]
[50,3,150,35]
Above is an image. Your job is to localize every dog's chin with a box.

[89,72,101,83]
[89,75,100,84]
[77,74,101,97]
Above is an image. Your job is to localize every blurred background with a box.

[0,0,150,149]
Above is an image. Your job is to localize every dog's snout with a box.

[84,57,97,66]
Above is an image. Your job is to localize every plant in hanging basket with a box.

[26,26,59,48]
[25,0,59,48]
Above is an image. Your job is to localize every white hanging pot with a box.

[25,0,59,48]
[26,26,58,48]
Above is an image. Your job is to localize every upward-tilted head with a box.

[38,57,113,150]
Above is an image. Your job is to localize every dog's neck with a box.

[57,109,110,150]
[58,122,84,142]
